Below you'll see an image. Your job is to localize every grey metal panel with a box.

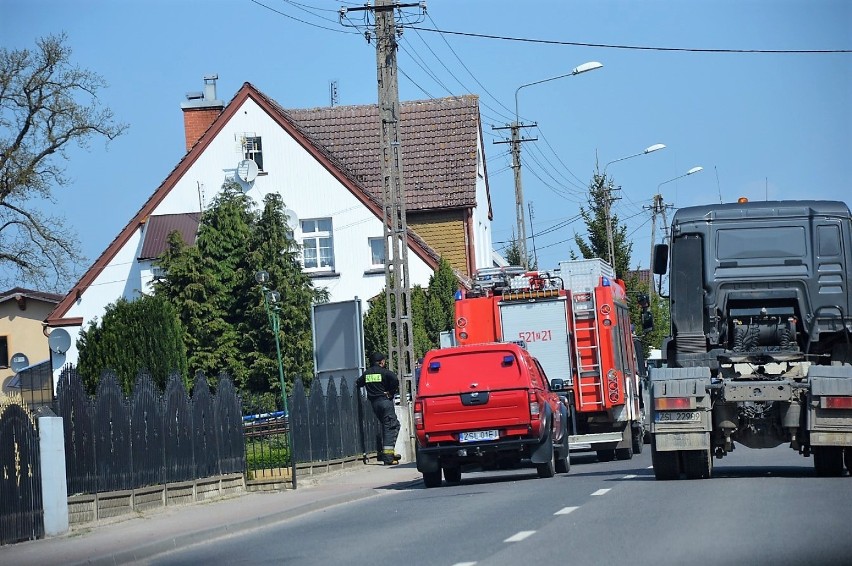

[312,299,365,374]
[499,299,573,385]
[652,376,710,398]
[810,376,852,396]
[650,367,711,381]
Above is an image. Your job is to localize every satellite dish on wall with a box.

[48,328,72,355]
[236,159,259,183]
[10,353,29,372]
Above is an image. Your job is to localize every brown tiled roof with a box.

[284,96,481,211]
[0,287,63,305]
[138,213,201,260]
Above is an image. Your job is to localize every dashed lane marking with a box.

[647,465,654,469]
[591,488,610,496]
[504,531,536,543]
[623,474,637,479]
[555,506,579,515]
[452,563,477,566]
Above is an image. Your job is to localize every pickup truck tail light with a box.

[414,401,424,429]
[529,391,540,418]
[821,396,852,410]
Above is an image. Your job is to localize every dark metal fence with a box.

[244,376,381,477]
[0,398,44,546]
[56,366,244,496]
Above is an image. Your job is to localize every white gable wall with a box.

[53,96,435,385]
[472,129,493,270]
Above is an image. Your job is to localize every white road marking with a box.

[623,474,637,479]
[452,563,477,566]
[591,488,610,496]
[555,506,579,515]
[504,531,536,542]
[647,465,654,469]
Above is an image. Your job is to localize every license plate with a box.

[655,411,701,423]
[459,430,499,443]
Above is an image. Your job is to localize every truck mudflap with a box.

[649,367,712,452]
[808,365,852,447]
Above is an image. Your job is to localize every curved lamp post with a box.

[649,166,703,297]
[601,143,667,267]
[511,61,603,268]
[255,269,296,487]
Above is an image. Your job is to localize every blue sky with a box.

[3,0,850,286]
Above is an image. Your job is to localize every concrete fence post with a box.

[38,416,69,536]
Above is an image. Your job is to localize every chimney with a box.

[180,74,224,152]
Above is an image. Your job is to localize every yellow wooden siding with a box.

[408,210,469,275]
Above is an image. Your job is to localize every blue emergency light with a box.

[429,361,441,371]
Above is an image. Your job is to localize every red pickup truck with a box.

[414,342,570,488]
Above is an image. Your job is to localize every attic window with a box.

[243,136,264,171]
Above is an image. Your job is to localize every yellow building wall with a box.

[0,299,55,392]
[408,210,469,276]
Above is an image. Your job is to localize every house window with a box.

[369,237,386,267]
[0,336,8,368]
[244,136,264,171]
[301,218,334,270]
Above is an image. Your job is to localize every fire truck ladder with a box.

[571,291,605,410]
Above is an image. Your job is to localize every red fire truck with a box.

[454,259,645,461]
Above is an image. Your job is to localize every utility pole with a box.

[342,0,424,460]
[528,201,538,269]
[603,182,620,272]
[494,123,537,268]
[645,193,672,298]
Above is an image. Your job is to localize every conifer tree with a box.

[424,258,457,346]
[76,294,187,394]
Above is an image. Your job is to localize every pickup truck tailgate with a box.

[422,389,530,433]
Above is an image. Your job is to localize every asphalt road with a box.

[147,446,851,566]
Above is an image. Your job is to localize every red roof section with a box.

[285,96,481,211]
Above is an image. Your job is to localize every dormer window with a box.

[243,136,263,171]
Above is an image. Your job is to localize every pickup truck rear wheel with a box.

[651,438,681,480]
[813,446,844,477]
[443,465,462,484]
[422,470,442,488]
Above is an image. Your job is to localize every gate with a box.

[0,396,44,545]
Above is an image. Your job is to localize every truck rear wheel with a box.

[596,449,615,462]
[813,446,844,477]
[651,438,681,480]
[631,424,644,455]
[683,449,712,479]
[422,470,442,488]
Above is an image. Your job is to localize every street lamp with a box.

[255,269,296,487]
[510,61,603,268]
[601,143,667,268]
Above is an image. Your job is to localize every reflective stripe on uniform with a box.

[364,373,382,383]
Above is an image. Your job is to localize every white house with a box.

[45,77,494,383]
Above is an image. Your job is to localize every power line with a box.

[408,25,852,54]
[250,0,357,33]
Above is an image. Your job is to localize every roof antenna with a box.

[715,166,722,204]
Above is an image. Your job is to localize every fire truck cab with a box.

[455,259,645,461]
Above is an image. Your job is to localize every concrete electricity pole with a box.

[645,193,671,298]
[493,122,536,269]
[341,0,424,459]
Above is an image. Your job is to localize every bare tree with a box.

[0,33,127,291]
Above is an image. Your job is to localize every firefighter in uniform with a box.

[357,352,402,465]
